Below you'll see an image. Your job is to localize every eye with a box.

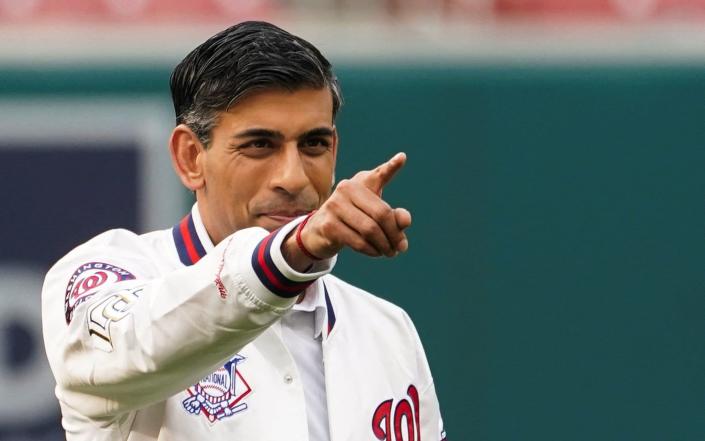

[234,138,276,158]
[245,139,272,149]
[305,138,328,147]
[301,138,331,155]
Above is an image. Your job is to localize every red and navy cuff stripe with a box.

[172,214,207,266]
[251,229,314,298]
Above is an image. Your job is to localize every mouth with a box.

[257,210,310,226]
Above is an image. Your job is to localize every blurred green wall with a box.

[6,63,705,440]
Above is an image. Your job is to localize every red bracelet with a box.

[295,211,323,261]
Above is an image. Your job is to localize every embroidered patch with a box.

[182,355,252,423]
[214,237,234,299]
[86,285,144,352]
[64,262,135,324]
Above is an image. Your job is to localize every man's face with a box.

[197,87,337,244]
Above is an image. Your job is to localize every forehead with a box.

[217,87,334,132]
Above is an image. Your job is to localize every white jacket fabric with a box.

[42,209,446,441]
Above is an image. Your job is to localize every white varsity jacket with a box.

[42,207,446,441]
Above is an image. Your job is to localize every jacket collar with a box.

[292,280,336,338]
[172,203,212,266]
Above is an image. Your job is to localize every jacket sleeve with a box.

[42,220,334,419]
[403,311,448,441]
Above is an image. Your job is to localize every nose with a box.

[269,143,309,196]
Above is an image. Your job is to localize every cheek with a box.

[306,162,335,197]
[228,163,269,206]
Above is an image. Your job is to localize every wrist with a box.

[282,233,314,272]
[295,211,323,261]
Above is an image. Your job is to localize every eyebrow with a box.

[232,128,284,140]
[231,126,335,141]
[298,127,335,140]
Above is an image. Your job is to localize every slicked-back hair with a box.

[170,21,342,147]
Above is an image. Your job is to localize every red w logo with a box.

[372,385,420,441]
[71,271,108,299]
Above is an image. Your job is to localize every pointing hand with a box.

[287,153,412,265]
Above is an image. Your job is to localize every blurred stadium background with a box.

[1,1,705,440]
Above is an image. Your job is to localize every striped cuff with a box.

[251,217,335,298]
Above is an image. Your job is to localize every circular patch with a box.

[196,366,233,403]
[64,262,135,324]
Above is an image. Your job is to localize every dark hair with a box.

[170,21,342,147]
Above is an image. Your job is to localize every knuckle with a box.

[325,197,340,211]
[372,203,393,222]
[335,179,351,190]
[319,219,335,238]
[359,219,378,237]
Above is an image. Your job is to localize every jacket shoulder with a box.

[46,228,163,284]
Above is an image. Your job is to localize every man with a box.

[42,21,445,441]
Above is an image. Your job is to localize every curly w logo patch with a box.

[372,385,420,441]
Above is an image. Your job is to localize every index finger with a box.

[364,152,407,195]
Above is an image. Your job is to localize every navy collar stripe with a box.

[323,281,336,333]
[172,214,207,266]
[172,222,191,266]
[186,214,207,258]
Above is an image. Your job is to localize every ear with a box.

[169,124,206,191]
